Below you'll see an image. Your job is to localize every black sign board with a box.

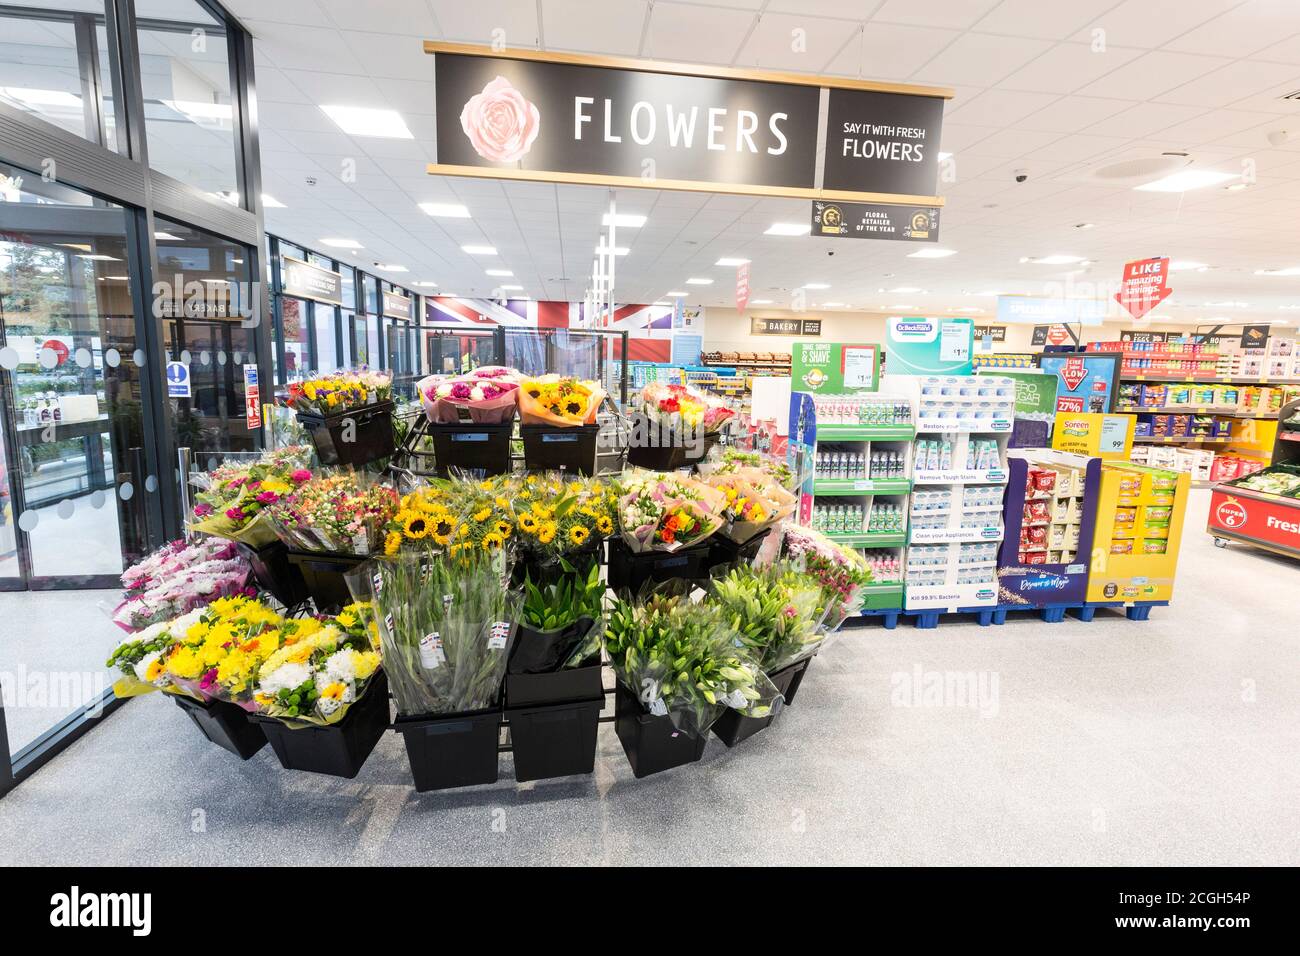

[281,256,342,306]
[811,200,939,242]
[973,325,1006,342]
[1030,325,1054,346]
[821,88,946,197]
[382,290,412,319]
[1240,324,1270,349]
[429,46,947,200]
[752,317,821,336]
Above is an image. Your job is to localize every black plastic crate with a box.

[606,537,711,596]
[613,682,707,778]
[237,538,310,608]
[428,421,513,477]
[510,544,602,589]
[286,549,367,613]
[297,399,395,467]
[507,698,602,782]
[504,655,603,708]
[393,708,501,792]
[709,656,801,748]
[252,670,389,778]
[624,416,713,471]
[521,423,599,475]
[780,656,814,706]
[172,694,267,760]
[706,527,773,574]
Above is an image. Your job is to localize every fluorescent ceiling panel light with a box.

[411,281,438,287]
[419,202,470,218]
[602,213,646,228]
[821,301,844,307]
[1025,255,1085,265]
[764,222,810,236]
[803,282,830,289]
[907,248,957,259]
[1134,170,1237,192]
[499,284,523,290]
[1255,267,1300,276]
[485,268,513,276]
[666,291,688,297]
[685,277,713,285]
[261,194,286,208]
[1,87,81,107]
[462,245,497,255]
[595,246,629,255]
[376,264,408,272]
[162,99,231,120]
[320,238,363,249]
[651,301,670,306]
[715,257,750,266]
[751,299,773,305]
[888,304,916,310]
[1169,261,1208,271]
[320,104,413,139]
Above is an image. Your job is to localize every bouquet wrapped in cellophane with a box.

[604,587,778,736]
[418,365,521,424]
[111,537,253,632]
[505,472,617,568]
[518,374,604,426]
[285,369,391,416]
[187,446,314,547]
[381,483,462,556]
[698,446,797,492]
[515,560,606,674]
[366,549,518,716]
[707,561,828,671]
[615,471,726,553]
[704,465,798,545]
[265,470,400,556]
[636,381,735,435]
[782,525,874,630]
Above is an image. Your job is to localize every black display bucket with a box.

[613,682,707,778]
[507,698,602,782]
[172,694,267,760]
[286,549,368,613]
[520,423,599,475]
[624,416,714,471]
[297,399,395,467]
[237,539,310,608]
[428,421,513,477]
[504,655,603,708]
[252,670,390,778]
[507,617,595,676]
[606,537,711,595]
[706,527,773,574]
[779,655,814,706]
[393,708,501,792]
[510,544,602,589]
[709,657,801,748]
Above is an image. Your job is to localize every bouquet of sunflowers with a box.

[704,466,798,545]
[188,446,314,547]
[518,374,605,426]
[508,473,617,570]
[444,475,517,561]
[615,471,725,553]
[285,369,391,417]
[381,484,462,556]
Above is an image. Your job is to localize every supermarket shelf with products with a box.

[1206,397,1300,560]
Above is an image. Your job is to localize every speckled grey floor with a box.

[2,489,1298,865]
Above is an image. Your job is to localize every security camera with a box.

[827,250,835,256]
[1014,168,1029,184]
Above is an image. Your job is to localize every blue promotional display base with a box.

[842,608,902,630]
[1073,600,1169,622]
[900,600,1167,628]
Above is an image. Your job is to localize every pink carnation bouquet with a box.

[418,368,522,424]
[112,537,253,633]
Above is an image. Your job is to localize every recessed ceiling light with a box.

[803,282,830,289]
[1075,222,1095,230]
[666,291,688,297]
[163,100,232,120]
[320,104,413,139]
[485,269,513,277]
[1225,182,1250,192]
[1134,170,1237,192]
[77,253,118,261]
[261,194,286,208]
[1255,267,1300,276]
[602,213,646,228]
[821,301,844,307]
[419,202,470,218]
[595,246,629,256]
[1024,254,1085,265]
[907,248,957,259]
[889,286,922,293]
[1169,261,1209,272]
[376,264,408,272]
[1,87,81,107]
[499,284,523,290]
[715,257,750,266]
[751,299,773,305]
[685,277,713,285]
[411,281,438,287]
[462,245,497,255]
[764,222,811,236]
[320,238,363,249]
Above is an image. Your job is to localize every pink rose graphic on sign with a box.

[459,76,540,164]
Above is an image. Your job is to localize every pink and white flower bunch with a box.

[113,538,253,633]
[418,367,523,424]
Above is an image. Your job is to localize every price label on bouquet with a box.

[419,632,446,669]
[487,621,510,650]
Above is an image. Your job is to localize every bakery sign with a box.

[427,43,950,203]
[752,317,821,336]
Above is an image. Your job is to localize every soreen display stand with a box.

[428,421,513,477]
[172,694,267,760]
[297,399,395,467]
[521,423,599,475]
[253,670,390,778]
[1086,464,1190,614]
[995,451,1102,618]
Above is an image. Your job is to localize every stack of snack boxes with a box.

[1017,464,1085,566]
[1086,464,1190,604]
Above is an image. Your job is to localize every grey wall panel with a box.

[0,102,146,205]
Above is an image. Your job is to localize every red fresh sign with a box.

[1115,256,1172,320]
[1060,356,1087,391]
[1208,489,1300,555]
[735,262,750,314]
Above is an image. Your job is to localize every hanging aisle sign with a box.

[425,43,951,203]
[811,200,940,242]
[281,256,343,305]
[382,290,412,319]
[1114,256,1171,321]
[735,262,750,313]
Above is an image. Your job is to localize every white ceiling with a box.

[222,0,1300,326]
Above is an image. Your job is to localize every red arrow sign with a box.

[1115,256,1172,320]
[735,262,750,314]
[1060,355,1088,391]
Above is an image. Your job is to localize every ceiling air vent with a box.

[1278,90,1300,101]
